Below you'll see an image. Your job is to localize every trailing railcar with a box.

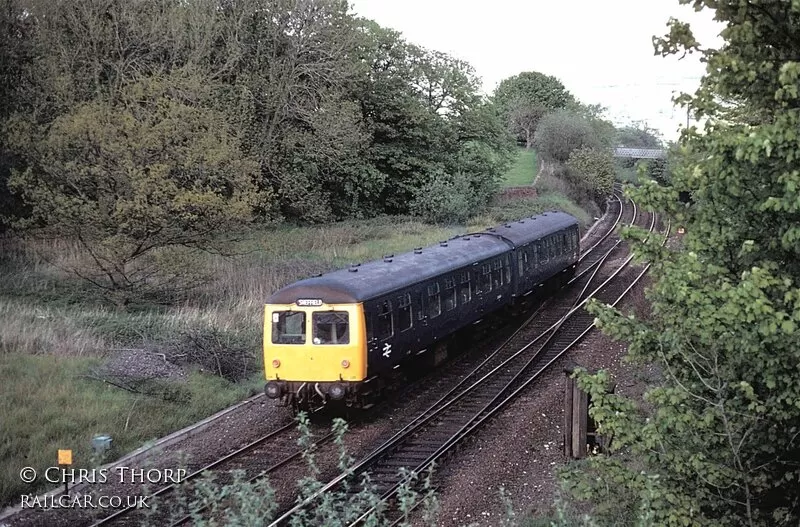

[263,211,579,410]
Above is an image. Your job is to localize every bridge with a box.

[613,147,667,159]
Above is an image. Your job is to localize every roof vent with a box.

[463,236,470,241]
[383,257,393,263]
[414,247,423,254]
[383,254,394,259]
[348,267,358,272]
[474,234,481,238]
[488,227,496,232]
[504,224,511,228]
[439,241,448,247]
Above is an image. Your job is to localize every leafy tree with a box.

[409,170,477,224]
[348,20,512,218]
[565,146,615,198]
[616,122,663,148]
[493,71,575,148]
[0,0,35,229]
[7,75,273,305]
[569,102,619,148]
[533,110,602,164]
[563,1,800,525]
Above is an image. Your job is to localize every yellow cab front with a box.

[263,300,367,385]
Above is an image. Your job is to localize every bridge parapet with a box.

[613,147,667,159]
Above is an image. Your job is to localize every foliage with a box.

[165,413,439,526]
[1,0,515,299]
[616,122,663,148]
[493,71,575,148]
[563,1,800,525]
[565,146,615,197]
[533,111,602,164]
[568,101,619,148]
[8,74,272,305]
[410,171,479,224]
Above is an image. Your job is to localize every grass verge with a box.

[502,146,539,187]
[0,353,260,505]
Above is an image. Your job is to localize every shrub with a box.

[565,146,615,197]
[533,111,601,164]
[7,74,276,307]
[410,172,478,224]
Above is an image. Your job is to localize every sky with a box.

[347,0,724,141]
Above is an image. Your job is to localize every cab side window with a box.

[481,263,492,293]
[459,271,472,304]
[398,294,412,332]
[444,277,457,311]
[377,300,393,339]
[427,283,441,318]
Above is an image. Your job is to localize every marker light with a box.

[272,359,281,368]
[341,359,350,369]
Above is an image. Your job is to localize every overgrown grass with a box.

[0,191,594,507]
[0,353,260,505]
[502,146,538,187]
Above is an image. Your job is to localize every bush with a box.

[535,165,598,213]
[410,172,479,224]
[533,111,601,164]
[565,146,615,197]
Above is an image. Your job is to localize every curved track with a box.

[87,192,634,527]
[267,197,663,526]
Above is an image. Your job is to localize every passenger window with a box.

[444,277,457,311]
[272,311,306,344]
[398,293,412,332]
[427,283,442,318]
[481,263,492,293]
[377,300,393,339]
[459,271,471,304]
[492,259,503,289]
[504,255,511,284]
[312,311,349,344]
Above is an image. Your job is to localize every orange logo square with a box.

[58,449,72,465]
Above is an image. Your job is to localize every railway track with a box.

[264,198,662,526]
[78,192,633,527]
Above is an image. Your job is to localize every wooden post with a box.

[564,373,574,457]
[573,388,588,458]
[564,366,589,459]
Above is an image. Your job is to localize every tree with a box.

[565,146,615,197]
[0,0,35,230]
[616,122,663,148]
[8,75,273,305]
[563,1,800,525]
[532,110,601,164]
[493,71,575,147]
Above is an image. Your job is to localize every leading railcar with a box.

[263,211,580,410]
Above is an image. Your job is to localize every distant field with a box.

[502,147,539,187]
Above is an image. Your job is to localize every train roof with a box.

[268,211,579,305]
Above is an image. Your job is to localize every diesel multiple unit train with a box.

[263,211,580,410]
